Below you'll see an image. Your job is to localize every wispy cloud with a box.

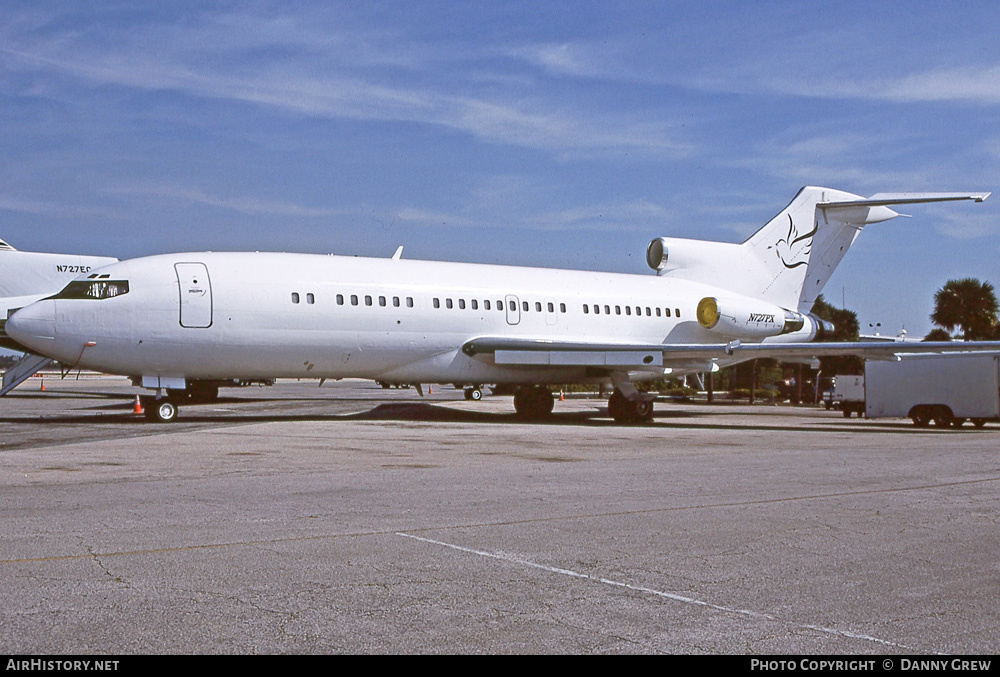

[0,196,113,220]
[0,10,687,158]
[106,183,349,219]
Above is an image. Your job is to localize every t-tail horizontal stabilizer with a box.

[819,192,990,209]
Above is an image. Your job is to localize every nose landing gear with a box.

[140,396,178,423]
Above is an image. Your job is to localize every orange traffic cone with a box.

[39,379,45,392]
[133,396,143,414]
[559,390,564,401]
[428,386,433,394]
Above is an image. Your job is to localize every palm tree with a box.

[931,278,999,341]
[922,328,953,342]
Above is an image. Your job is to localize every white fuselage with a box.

[6,251,794,385]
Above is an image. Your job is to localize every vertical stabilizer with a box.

[741,187,882,312]
[740,188,989,312]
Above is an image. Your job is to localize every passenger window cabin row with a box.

[583,303,680,318]
[290,292,681,319]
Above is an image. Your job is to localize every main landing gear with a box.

[512,386,555,420]
[463,386,484,401]
[607,388,654,423]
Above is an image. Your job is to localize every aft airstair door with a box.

[175,262,213,328]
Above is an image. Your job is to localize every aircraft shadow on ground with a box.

[3,397,989,434]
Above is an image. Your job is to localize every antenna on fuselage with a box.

[391,246,403,260]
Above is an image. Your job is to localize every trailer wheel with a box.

[951,418,967,428]
[911,409,931,427]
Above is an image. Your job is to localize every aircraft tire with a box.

[151,399,178,423]
[608,390,629,422]
[633,398,654,422]
[609,390,654,424]
[513,386,553,419]
[141,396,157,421]
[536,387,554,416]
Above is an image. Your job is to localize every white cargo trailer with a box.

[864,353,1000,427]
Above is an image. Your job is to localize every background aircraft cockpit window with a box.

[53,280,130,300]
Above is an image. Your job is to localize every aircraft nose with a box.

[6,300,57,351]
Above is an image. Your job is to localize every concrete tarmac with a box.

[1,377,998,654]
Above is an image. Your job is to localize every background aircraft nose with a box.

[6,300,57,350]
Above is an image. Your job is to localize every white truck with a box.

[864,353,1000,427]
[823,374,866,417]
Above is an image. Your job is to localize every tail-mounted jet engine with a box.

[696,296,808,339]
[696,296,834,341]
[646,237,711,274]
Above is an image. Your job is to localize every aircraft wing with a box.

[461,337,1000,368]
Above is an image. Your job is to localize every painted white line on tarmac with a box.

[397,531,937,654]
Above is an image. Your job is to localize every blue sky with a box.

[2,1,998,337]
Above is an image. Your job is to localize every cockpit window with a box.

[51,280,130,300]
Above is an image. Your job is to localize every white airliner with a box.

[3,187,996,423]
[0,238,118,394]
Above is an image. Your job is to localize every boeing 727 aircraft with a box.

[4,187,995,422]
[0,239,118,394]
